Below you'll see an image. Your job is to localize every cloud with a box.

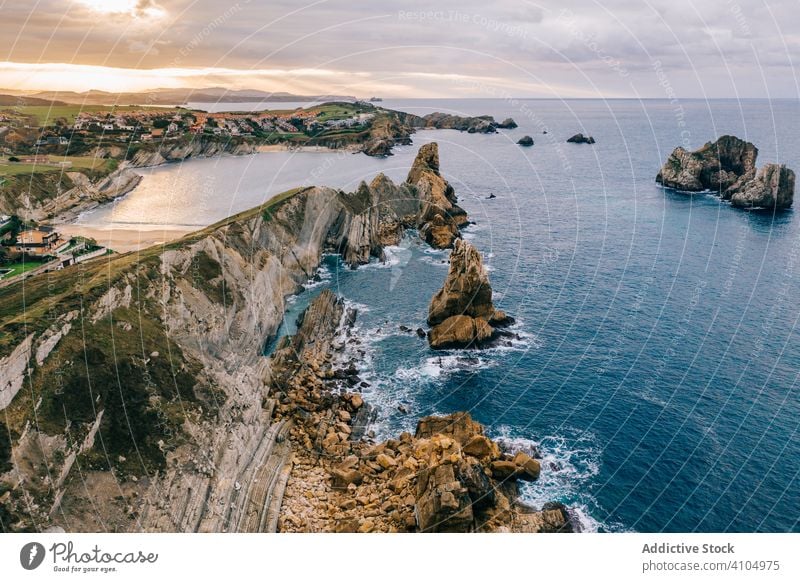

[0,0,797,97]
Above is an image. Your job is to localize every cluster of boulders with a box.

[268,290,571,533]
[426,239,513,349]
[656,135,795,210]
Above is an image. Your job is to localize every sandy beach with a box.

[58,224,197,253]
[255,143,360,153]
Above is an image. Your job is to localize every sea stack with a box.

[427,239,512,349]
[406,142,468,249]
[656,135,795,209]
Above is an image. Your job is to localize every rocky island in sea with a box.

[427,239,514,349]
[0,143,573,533]
[656,135,796,210]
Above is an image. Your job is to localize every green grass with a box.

[5,104,178,126]
[309,103,365,122]
[0,155,116,177]
[0,261,44,279]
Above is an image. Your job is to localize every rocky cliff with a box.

[656,135,795,209]
[427,239,512,349]
[0,143,540,533]
[0,165,142,222]
[0,143,566,534]
[127,137,259,168]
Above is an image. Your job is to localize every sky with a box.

[0,0,798,98]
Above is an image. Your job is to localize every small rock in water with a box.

[397,404,409,414]
[415,328,426,338]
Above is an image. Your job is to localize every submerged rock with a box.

[656,135,795,209]
[567,133,595,144]
[517,135,534,147]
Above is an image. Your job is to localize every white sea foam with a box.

[490,426,618,532]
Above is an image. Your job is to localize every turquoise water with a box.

[79,99,800,532]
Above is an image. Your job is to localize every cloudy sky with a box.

[0,0,798,97]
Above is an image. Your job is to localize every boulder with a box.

[462,434,500,459]
[490,460,519,480]
[415,463,474,532]
[331,467,364,489]
[517,135,534,146]
[729,163,795,210]
[428,315,494,349]
[376,453,397,470]
[567,133,595,144]
[497,118,518,129]
[513,451,541,481]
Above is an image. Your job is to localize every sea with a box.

[73,98,800,533]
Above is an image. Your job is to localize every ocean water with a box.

[76,99,800,532]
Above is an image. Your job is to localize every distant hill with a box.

[0,94,67,106]
[0,87,357,106]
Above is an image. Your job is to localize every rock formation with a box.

[497,118,518,129]
[517,136,534,146]
[729,163,796,209]
[567,133,595,144]
[267,294,571,533]
[0,143,569,535]
[427,239,512,349]
[656,135,795,209]
[406,142,468,249]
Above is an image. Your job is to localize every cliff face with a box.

[427,239,512,349]
[0,143,491,532]
[127,138,259,168]
[656,135,795,209]
[0,142,564,534]
[0,165,142,222]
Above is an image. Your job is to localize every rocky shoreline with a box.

[0,142,574,534]
[269,290,573,532]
